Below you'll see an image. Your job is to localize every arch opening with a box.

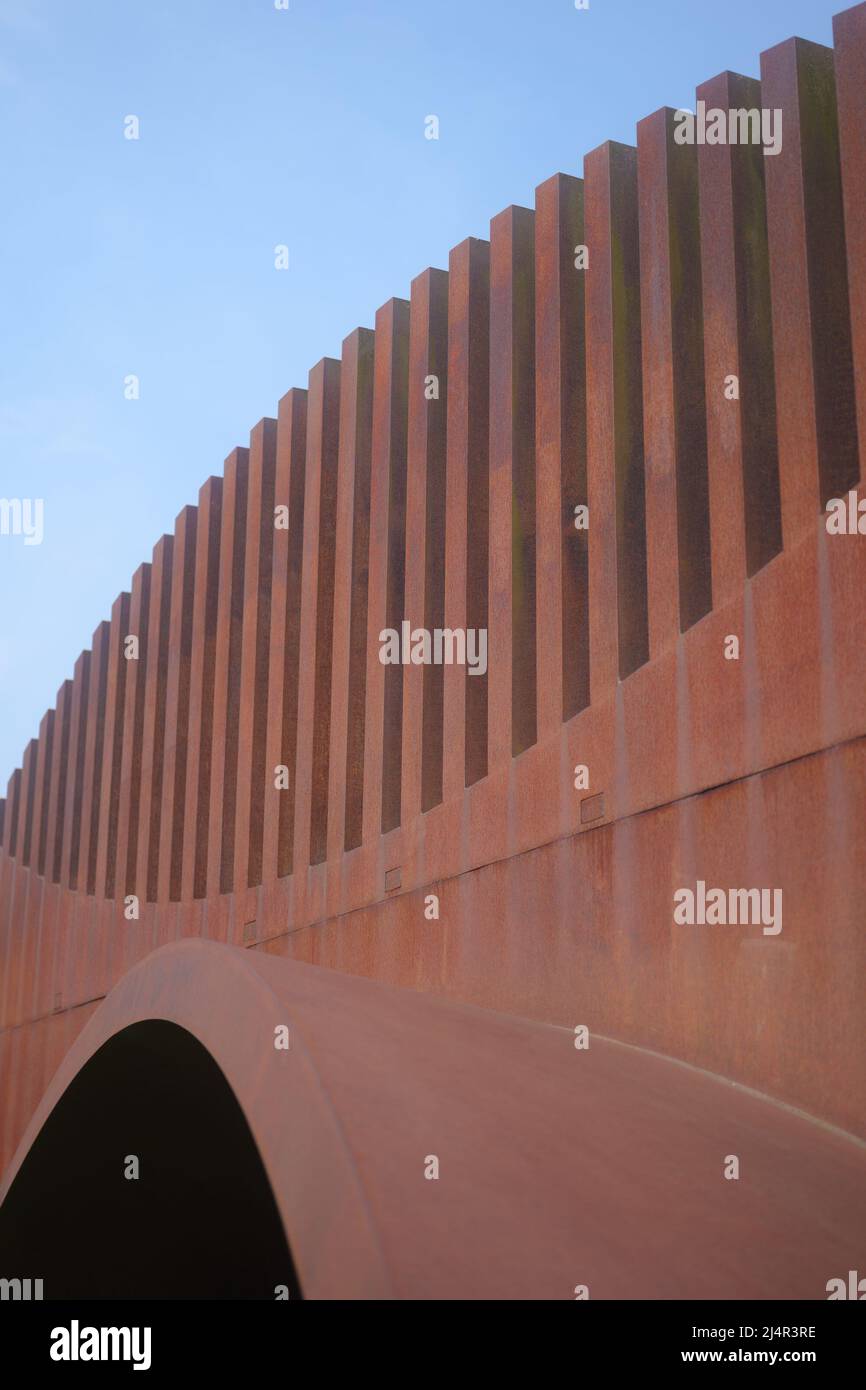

[0,1020,301,1300]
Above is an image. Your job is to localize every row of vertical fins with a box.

[2,11,864,905]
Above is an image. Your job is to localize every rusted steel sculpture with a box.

[1,2,865,1299]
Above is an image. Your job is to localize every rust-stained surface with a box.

[1,1,866,1297]
[2,940,864,1300]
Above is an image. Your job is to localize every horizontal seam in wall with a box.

[5,730,864,1030]
[270,728,866,941]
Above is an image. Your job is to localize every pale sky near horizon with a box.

[0,0,851,784]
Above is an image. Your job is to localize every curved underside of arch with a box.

[0,1018,301,1300]
[1,940,864,1300]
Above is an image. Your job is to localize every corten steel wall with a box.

[2,4,866,1180]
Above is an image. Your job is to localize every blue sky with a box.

[0,0,849,784]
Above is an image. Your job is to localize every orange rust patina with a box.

[2,0,866,1300]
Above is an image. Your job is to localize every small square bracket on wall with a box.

[580,792,605,825]
[384,866,402,892]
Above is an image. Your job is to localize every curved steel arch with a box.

[2,939,865,1300]
[0,1017,302,1299]
[0,941,392,1299]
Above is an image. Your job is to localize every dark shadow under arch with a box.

[0,1020,301,1300]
